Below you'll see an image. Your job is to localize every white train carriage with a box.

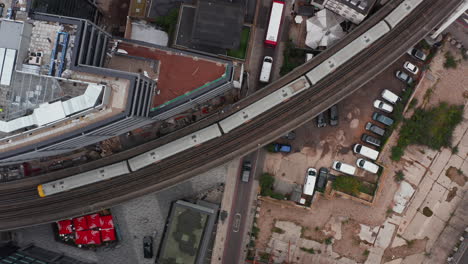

[384,0,424,29]
[306,21,390,85]
[127,124,222,171]
[219,77,311,133]
[38,161,130,197]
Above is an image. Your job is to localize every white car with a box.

[403,61,419,75]
[373,100,393,113]
[332,161,356,175]
[381,89,401,105]
[356,158,379,174]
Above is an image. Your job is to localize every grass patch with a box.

[444,51,458,69]
[358,183,376,196]
[226,27,250,59]
[154,8,179,38]
[363,249,370,256]
[394,170,405,182]
[332,175,361,196]
[300,247,315,254]
[272,227,285,234]
[259,173,285,200]
[259,252,271,261]
[280,41,306,76]
[391,103,464,161]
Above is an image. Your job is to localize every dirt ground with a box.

[332,219,370,263]
[256,36,468,264]
[382,238,427,262]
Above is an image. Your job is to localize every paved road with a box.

[222,151,262,264]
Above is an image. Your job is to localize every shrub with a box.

[300,247,315,254]
[409,98,418,109]
[265,143,276,153]
[391,103,464,161]
[324,237,333,245]
[272,227,285,234]
[251,226,260,239]
[154,8,179,36]
[332,175,361,195]
[422,207,433,217]
[452,146,459,154]
[270,192,285,200]
[394,170,405,182]
[363,249,370,256]
[444,52,458,69]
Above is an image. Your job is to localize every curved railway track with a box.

[0,0,463,230]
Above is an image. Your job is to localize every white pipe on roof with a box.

[0,84,104,133]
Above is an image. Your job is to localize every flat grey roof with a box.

[0,20,23,50]
[191,0,244,50]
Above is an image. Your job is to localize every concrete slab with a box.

[455,129,468,158]
[434,194,461,222]
[425,215,447,251]
[420,182,446,211]
[402,161,427,186]
[384,259,403,264]
[440,154,464,179]
[359,224,378,244]
[393,181,416,214]
[364,247,384,264]
[427,148,452,180]
[375,220,396,249]
[387,215,403,226]
[337,257,358,264]
[391,235,407,248]
[402,146,437,168]
[402,212,429,240]
[460,159,468,178]
[401,253,425,264]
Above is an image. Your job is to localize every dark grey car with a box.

[365,122,385,136]
[329,105,338,126]
[317,112,327,128]
[361,134,381,147]
[143,236,154,258]
[372,112,394,126]
[317,167,328,190]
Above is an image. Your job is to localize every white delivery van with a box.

[353,144,379,161]
[259,56,273,83]
[381,89,401,104]
[332,161,356,175]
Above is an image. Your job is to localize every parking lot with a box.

[263,52,424,190]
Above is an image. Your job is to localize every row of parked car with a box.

[395,48,426,85]
[332,88,403,176]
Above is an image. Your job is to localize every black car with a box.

[143,236,154,258]
[317,112,327,128]
[361,134,381,147]
[317,168,328,190]
[329,105,338,126]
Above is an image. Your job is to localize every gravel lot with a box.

[14,164,228,264]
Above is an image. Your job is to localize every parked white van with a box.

[381,89,401,105]
[259,56,273,83]
[332,161,356,175]
[356,158,380,174]
[353,144,379,160]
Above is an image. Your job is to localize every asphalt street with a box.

[222,151,262,264]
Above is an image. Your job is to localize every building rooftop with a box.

[191,0,244,50]
[157,200,219,264]
[115,41,228,110]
